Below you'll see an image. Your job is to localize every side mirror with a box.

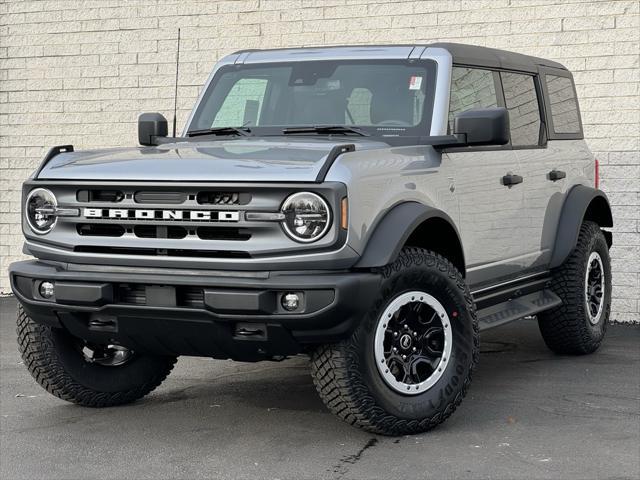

[454,107,510,146]
[138,112,168,146]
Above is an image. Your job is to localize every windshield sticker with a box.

[409,76,422,90]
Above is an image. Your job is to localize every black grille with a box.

[197,227,251,241]
[77,190,124,202]
[197,191,250,205]
[177,287,205,308]
[77,224,125,237]
[117,284,145,305]
[134,225,188,239]
[117,284,204,308]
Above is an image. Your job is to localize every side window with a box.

[500,72,541,147]
[546,74,581,134]
[448,67,498,132]
[212,78,268,127]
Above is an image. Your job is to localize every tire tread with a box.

[538,221,610,355]
[16,306,176,407]
[310,247,479,435]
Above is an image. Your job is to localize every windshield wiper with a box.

[187,126,252,137]
[282,125,369,137]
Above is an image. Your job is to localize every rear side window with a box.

[546,74,581,135]
[448,67,498,132]
[500,72,542,147]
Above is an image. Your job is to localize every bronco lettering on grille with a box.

[83,208,239,222]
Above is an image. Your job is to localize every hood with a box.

[36,137,387,182]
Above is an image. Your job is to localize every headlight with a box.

[26,188,57,234]
[281,192,331,243]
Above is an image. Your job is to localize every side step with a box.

[477,289,562,331]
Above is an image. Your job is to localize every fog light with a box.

[39,281,55,299]
[281,292,300,312]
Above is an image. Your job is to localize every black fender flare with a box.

[354,202,465,271]
[549,185,613,268]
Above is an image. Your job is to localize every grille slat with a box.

[134,191,187,204]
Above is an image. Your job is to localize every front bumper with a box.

[9,260,381,361]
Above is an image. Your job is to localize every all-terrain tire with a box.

[310,247,479,436]
[538,221,611,355]
[17,305,177,407]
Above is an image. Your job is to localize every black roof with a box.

[432,42,566,73]
[233,43,568,74]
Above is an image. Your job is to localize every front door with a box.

[446,67,528,288]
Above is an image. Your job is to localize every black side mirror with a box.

[138,112,168,146]
[454,107,510,146]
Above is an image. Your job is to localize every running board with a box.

[477,289,562,331]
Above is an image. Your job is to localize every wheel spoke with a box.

[376,292,452,392]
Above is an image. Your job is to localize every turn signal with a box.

[340,197,348,230]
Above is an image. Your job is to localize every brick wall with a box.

[1,0,638,322]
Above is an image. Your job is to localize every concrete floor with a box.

[1,296,638,480]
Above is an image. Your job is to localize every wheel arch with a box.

[354,202,466,276]
[550,185,613,269]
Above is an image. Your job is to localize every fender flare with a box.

[354,202,465,271]
[549,185,613,268]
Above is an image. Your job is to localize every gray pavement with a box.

[1,296,638,480]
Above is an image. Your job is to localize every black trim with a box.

[34,145,74,178]
[354,202,464,271]
[550,185,612,268]
[477,289,561,331]
[431,42,567,73]
[539,66,584,140]
[315,144,355,182]
[471,272,551,310]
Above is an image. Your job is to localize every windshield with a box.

[188,60,436,137]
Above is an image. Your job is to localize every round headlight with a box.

[26,188,57,234]
[281,192,331,243]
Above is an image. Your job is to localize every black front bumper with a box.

[9,260,382,361]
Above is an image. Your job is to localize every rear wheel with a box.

[17,305,176,407]
[538,221,611,354]
[310,248,479,435]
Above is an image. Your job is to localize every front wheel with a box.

[17,305,177,407]
[310,248,479,435]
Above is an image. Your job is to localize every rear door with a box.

[445,66,526,288]
[500,69,587,272]
[499,71,552,270]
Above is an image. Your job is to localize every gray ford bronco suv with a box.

[10,43,613,435]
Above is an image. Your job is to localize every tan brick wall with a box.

[1,0,638,322]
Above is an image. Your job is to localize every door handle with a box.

[502,174,523,186]
[548,169,566,181]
